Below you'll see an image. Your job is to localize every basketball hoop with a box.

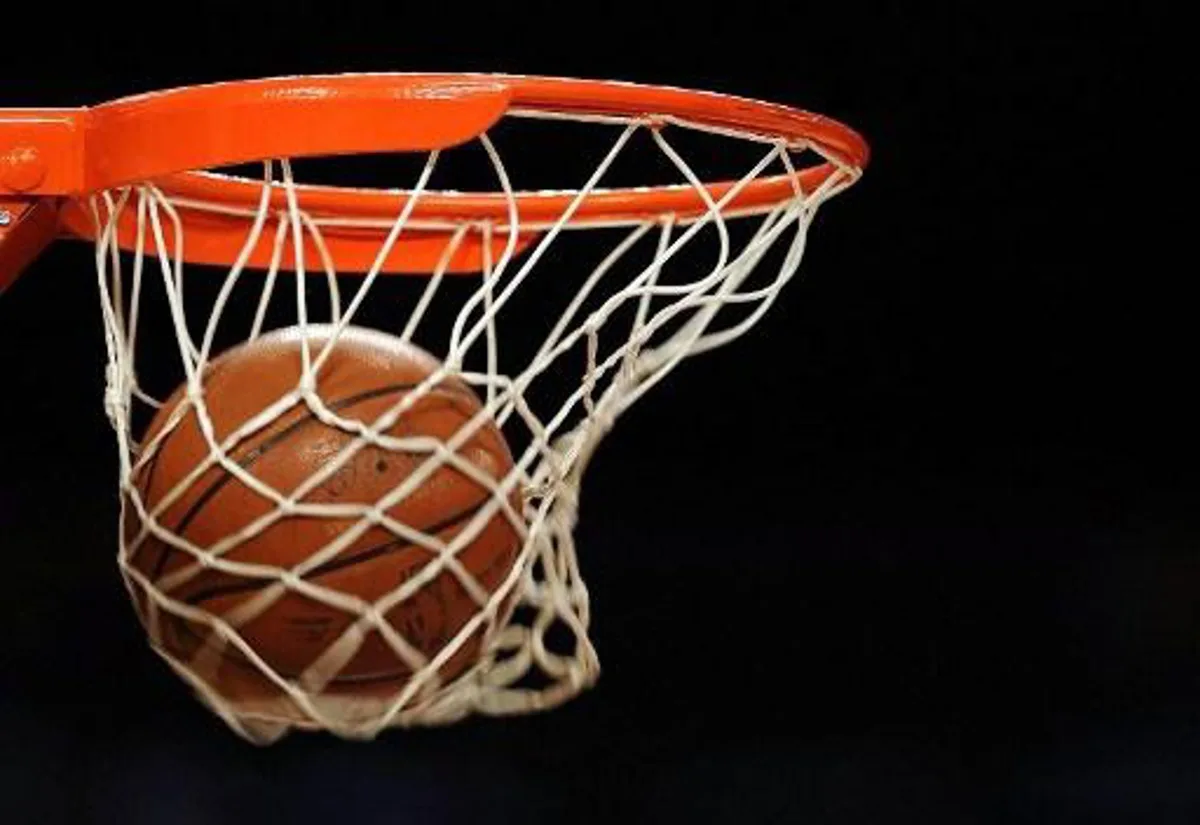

[0,74,868,743]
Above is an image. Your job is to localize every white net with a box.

[90,110,861,743]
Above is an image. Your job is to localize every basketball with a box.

[124,325,523,707]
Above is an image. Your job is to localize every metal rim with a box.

[89,73,868,220]
[39,74,869,273]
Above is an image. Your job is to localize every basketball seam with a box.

[145,381,477,579]
[184,494,491,605]
[166,494,506,685]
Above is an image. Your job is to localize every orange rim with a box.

[15,74,869,273]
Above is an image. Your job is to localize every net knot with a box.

[102,362,127,426]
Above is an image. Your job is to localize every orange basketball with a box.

[125,325,522,707]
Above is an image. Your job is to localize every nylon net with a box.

[90,109,861,743]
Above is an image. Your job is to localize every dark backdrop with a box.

[0,6,1186,824]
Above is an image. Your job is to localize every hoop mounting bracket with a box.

[0,197,61,294]
[0,110,83,196]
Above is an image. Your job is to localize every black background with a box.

[0,6,1188,824]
